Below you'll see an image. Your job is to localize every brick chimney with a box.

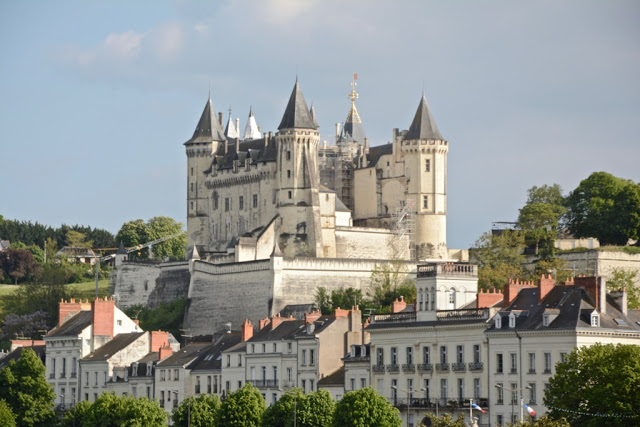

[391,296,407,313]
[271,314,285,329]
[58,298,91,326]
[92,297,115,338]
[241,319,254,342]
[258,317,270,330]
[477,289,504,308]
[305,310,322,324]
[159,344,173,360]
[539,274,556,303]
[503,279,537,306]
[150,331,169,352]
[334,307,349,318]
[575,275,607,314]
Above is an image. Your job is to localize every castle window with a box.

[287,170,291,178]
[191,167,193,176]
[239,196,244,210]
[286,151,291,161]
[190,202,194,211]
[253,194,258,208]
[423,195,428,209]
[288,191,292,199]
[213,192,219,210]
[425,159,430,172]
[225,198,230,212]
[190,182,193,192]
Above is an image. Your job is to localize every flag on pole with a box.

[471,403,487,414]
[524,404,536,417]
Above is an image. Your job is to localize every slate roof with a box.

[82,332,145,361]
[278,304,317,320]
[205,136,278,172]
[278,81,317,130]
[405,95,443,141]
[335,196,350,213]
[249,319,305,342]
[366,143,393,168]
[189,331,242,371]
[46,311,92,337]
[343,343,370,363]
[489,285,640,332]
[339,104,366,144]
[294,316,337,338]
[0,345,46,369]
[157,342,214,367]
[185,96,226,144]
[318,366,344,386]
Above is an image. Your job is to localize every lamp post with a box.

[495,384,531,423]
[392,386,426,427]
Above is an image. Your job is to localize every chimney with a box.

[575,276,607,314]
[503,279,536,306]
[305,310,322,324]
[336,122,341,138]
[218,112,223,126]
[258,317,270,330]
[92,297,115,338]
[150,331,169,352]
[609,288,628,315]
[271,314,285,329]
[58,298,91,326]
[364,137,369,152]
[159,344,173,360]
[334,307,349,318]
[391,296,407,313]
[241,319,254,342]
[477,289,504,308]
[539,274,556,303]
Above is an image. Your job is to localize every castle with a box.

[115,77,467,336]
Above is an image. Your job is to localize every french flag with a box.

[524,404,536,417]
[471,403,487,414]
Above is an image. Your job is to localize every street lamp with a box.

[495,384,531,422]
[392,386,426,427]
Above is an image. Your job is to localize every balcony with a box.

[402,363,415,373]
[436,363,449,372]
[50,373,55,379]
[60,372,66,379]
[248,379,279,389]
[417,363,433,372]
[70,372,77,379]
[370,312,416,324]
[372,364,386,373]
[417,263,477,278]
[386,364,400,373]
[468,362,483,371]
[452,363,466,372]
[436,308,490,321]
[393,397,489,410]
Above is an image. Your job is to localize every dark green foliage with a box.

[0,219,115,250]
[262,389,335,427]
[0,249,41,284]
[565,172,640,245]
[61,400,92,427]
[2,281,74,332]
[69,393,167,427]
[216,384,266,427]
[171,393,221,427]
[125,299,186,343]
[0,348,56,426]
[518,184,566,261]
[0,399,16,427]
[471,230,526,290]
[544,343,640,427]
[116,217,186,260]
[333,387,401,427]
[422,413,466,426]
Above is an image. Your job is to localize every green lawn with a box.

[0,279,110,298]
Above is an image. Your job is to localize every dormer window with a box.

[509,313,516,328]
[350,346,356,357]
[590,311,600,327]
[131,363,137,377]
[495,314,502,329]
[543,314,550,327]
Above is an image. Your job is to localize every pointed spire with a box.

[224,107,239,139]
[309,104,319,128]
[278,80,316,130]
[243,107,262,140]
[340,74,366,143]
[405,94,443,141]
[188,244,200,260]
[116,241,127,255]
[186,95,226,144]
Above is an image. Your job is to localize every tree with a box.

[297,389,335,426]
[471,230,526,290]
[369,261,416,310]
[66,230,93,249]
[518,184,567,261]
[44,237,59,263]
[333,387,401,427]
[8,242,45,265]
[61,400,92,427]
[0,311,48,341]
[510,415,571,426]
[544,343,640,427]
[606,267,640,309]
[0,248,41,284]
[216,383,266,426]
[533,259,572,285]
[262,388,303,427]
[0,399,16,427]
[79,393,167,427]
[116,219,149,259]
[146,216,186,260]
[2,281,73,331]
[171,393,221,427]
[565,172,640,245]
[0,348,56,426]
[421,413,466,427]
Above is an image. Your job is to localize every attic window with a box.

[614,318,627,326]
[509,313,516,328]
[495,315,502,329]
[590,312,600,327]
[543,314,550,327]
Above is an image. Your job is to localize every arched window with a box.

[425,290,430,310]
[431,288,436,310]
[449,288,456,309]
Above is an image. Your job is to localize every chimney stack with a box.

[477,288,504,308]
[539,274,556,302]
[159,344,173,360]
[575,276,607,314]
[92,297,115,338]
[150,331,169,352]
[241,319,254,342]
[305,310,322,324]
[391,296,407,313]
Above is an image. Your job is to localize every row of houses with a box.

[2,262,638,427]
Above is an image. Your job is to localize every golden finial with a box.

[349,72,359,103]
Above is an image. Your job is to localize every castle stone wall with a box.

[113,261,190,309]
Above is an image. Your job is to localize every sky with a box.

[1,0,639,250]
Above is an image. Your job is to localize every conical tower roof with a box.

[339,74,366,143]
[224,111,238,139]
[243,107,262,140]
[405,95,443,141]
[309,104,319,129]
[116,241,127,255]
[278,80,316,130]
[185,95,226,144]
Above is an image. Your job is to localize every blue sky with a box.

[1,0,639,249]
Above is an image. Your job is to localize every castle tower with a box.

[339,74,366,145]
[185,95,226,252]
[275,80,324,257]
[402,94,448,259]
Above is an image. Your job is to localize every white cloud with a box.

[103,30,145,59]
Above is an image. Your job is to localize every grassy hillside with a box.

[0,279,110,300]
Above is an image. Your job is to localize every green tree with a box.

[471,230,526,290]
[8,242,45,265]
[66,230,93,249]
[116,219,149,259]
[0,399,16,427]
[606,267,640,309]
[421,413,466,427]
[262,388,303,427]
[216,384,265,427]
[44,237,59,263]
[146,216,186,260]
[61,400,92,427]
[80,393,167,427]
[124,299,186,340]
[297,389,335,427]
[544,343,640,427]
[172,394,221,427]
[534,258,573,285]
[565,172,640,245]
[369,261,416,310]
[518,184,567,261]
[0,248,41,284]
[2,281,73,330]
[0,348,56,426]
[333,387,401,427]
[510,415,571,426]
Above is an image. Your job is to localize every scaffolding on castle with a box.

[392,199,416,260]
[318,143,356,211]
